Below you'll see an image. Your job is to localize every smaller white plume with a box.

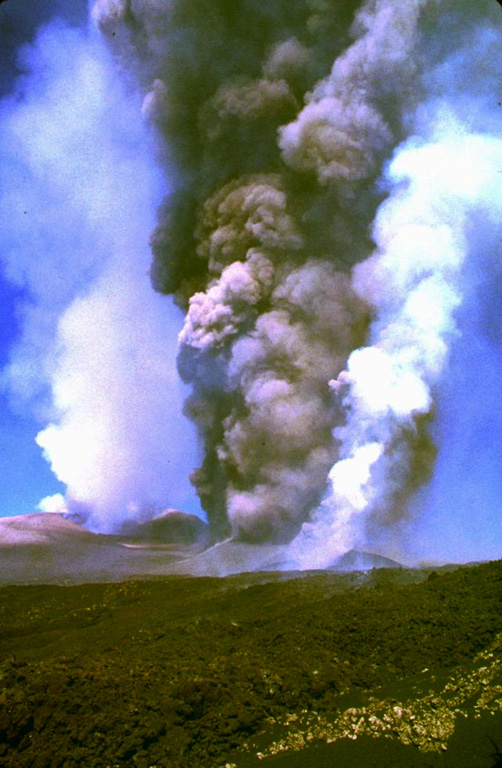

[37,493,66,514]
[290,116,502,569]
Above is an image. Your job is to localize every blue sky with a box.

[0,0,85,518]
[0,275,65,517]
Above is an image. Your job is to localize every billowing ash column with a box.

[92,0,502,562]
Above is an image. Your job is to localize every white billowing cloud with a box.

[37,493,66,514]
[290,123,502,569]
[0,21,200,531]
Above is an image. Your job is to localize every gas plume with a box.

[292,126,502,567]
[88,0,502,563]
[2,0,502,566]
[0,19,200,531]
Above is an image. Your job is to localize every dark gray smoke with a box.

[91,0,401,543]
[88,0,502,565]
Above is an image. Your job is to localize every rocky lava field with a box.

[0,554,502,767]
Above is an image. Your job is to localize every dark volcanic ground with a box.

[0,556,502,767]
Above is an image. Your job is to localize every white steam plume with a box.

[0,19,200,531]
[290,120,502,568]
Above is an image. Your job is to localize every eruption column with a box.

[90,0,502,557]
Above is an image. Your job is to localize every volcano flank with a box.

[0,551,501,767]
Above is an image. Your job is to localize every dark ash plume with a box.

[93,0,377,542]
[91,0,502,563]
